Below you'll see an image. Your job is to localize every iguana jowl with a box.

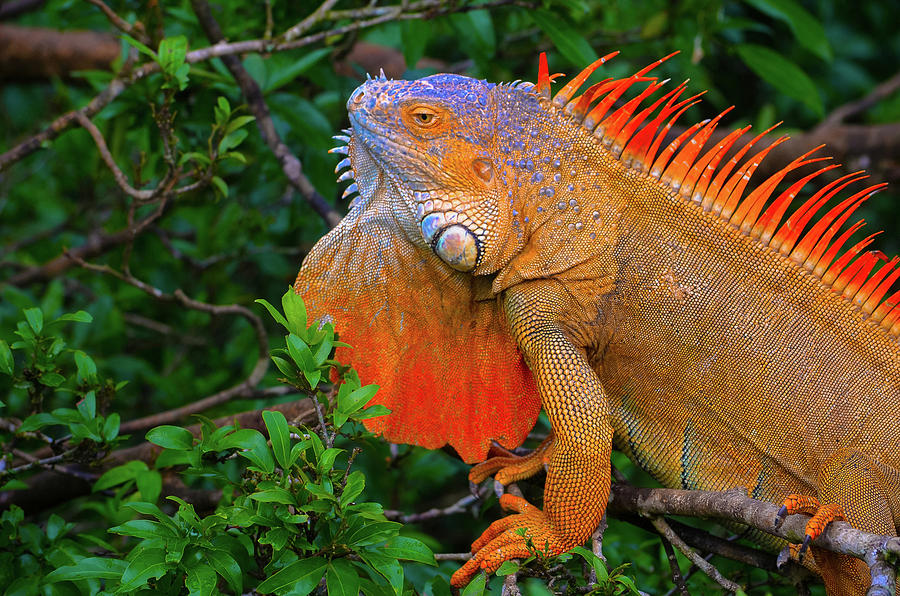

[293,52,900,594]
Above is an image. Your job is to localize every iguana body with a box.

[294,52,900,594]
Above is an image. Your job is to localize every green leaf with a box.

[146,425,195,450]
[224,115,257,135]
[205,548,243,594]
[0,340,13,375]
[74,350,98,383]
[341,384,378,414]
[735,44,824,117]
[109,519,164,540]
[45,513,67,541]
[44,557,129,582]
[281,289,308,336]
[317,447,343,473]
[401,20,431,70]
[39,372,65,387]
[24,308,43,334]
[263,409,292,470]
[271,355,298,379]
[77,390,96,419]
[256,297,289,329]
[355,404,390,421]
[224,428,275,474]
[136,469,162,503]
[18,412,60,432]
[257,557,327,594]
[250,488,297,505]
[218,128,248,153]
[211,175,228,198]
[117,546,170,592]
[530,10,599,67]
[381,536,436,566]
[344,520,401,548]
[327,559,361,596]
[55,310,93,323]
[570,545,608,582]
[340,470,365,508]
[358,551,403,596]
[216,97,231,123]
[743,0,832,61]
[451,10,495,59]
[265,48,331,92]
[185,562,217,596]
[494,560,520,576]
[121,33,157,60]
[158,35,188,75]
[460,570,486,596]
[103,412,121,441]
[93,460,148,491]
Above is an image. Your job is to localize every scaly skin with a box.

[294,56,900,594]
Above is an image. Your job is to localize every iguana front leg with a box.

[450,281,613,587]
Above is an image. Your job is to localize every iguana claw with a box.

[450,494,565,588]
[773,504,789,528]
[777,494,845,562]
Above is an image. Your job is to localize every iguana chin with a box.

[293,51,900,595]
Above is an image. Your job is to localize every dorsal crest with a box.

[535,52,897,337]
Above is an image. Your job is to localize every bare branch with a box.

[608,484,900,587]
[820,69,900,128]
[75,112,163,201]
[384,493,479,523]
[83,0,148,44]
[650,515,740,593]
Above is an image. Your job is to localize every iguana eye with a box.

[409,107,439,127]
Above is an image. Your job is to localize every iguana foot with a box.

[468,434,555,486]
[775,494,845,559]
[449,493,567,588]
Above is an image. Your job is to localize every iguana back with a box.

[295,51,900,594]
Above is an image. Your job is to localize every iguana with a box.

[293,51,900,594]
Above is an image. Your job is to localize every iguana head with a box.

[341,73,520,275]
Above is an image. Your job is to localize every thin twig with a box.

[83,0,148,43]
[75,112,168,201]
[64,257,271,434]
[311,396,333,448]
[820,69,900,128]
[659,532,690,596]
[384,493,479,523]
[650,516,742,593]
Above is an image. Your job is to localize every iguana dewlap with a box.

[293,52,900,594]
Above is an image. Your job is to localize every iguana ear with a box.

[294,205,541,463]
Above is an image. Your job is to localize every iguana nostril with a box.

[349,87,365,107]
[434,225,478,271]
